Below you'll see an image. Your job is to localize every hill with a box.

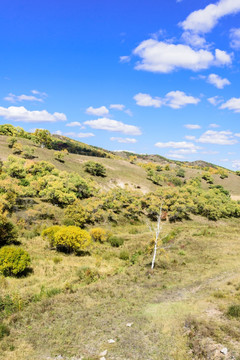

[0,125,240,360]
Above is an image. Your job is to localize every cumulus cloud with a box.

[207,73,231,89]
[180,0,240,34]
[155,141,200,150]
[220,97,240,112]
[165,91,200,109]
[54,131,94,138]
[0,106,67,123]
[84,118,141,135]
[184,124,201,129]
[110,137,137,143]
[109,104,125,111]
[133,39,231,73]
[75,132,95,138]
[66,121,83,127]
[4,90,47,103]
[208,96,223,106]
[134,91,200,109]
[230,28,240,49]
[86,106,109,116]
[133,93,162,108]
[181,31,207,48]
[197,130,238,145]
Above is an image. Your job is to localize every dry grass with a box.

[1,218,240,359]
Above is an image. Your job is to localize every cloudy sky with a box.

[0,0,240,169]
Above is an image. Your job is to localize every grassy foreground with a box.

[1,218,240,360]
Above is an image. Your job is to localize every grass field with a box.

[1,218,240,360]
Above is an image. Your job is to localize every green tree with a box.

[84,161,107,177]
[34,129,52,148]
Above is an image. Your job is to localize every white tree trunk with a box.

[151,206,162,269]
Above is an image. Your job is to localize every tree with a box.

[151,206,163,269]
[23,146,35,159]
[34,129,52,148]
[0,206,18,246]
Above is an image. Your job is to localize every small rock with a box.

[220,348,228,355]
[108,339,115,344]
[126,322,133,327]
[99,350,108,357]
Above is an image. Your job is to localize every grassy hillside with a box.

[1,128,240,360]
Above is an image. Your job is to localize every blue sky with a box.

[0,0,240,169]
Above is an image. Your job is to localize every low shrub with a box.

[90,228,108,243]
[119,250,129,260]
[77,266,100,284]
[108,236,124,247]
[84,161,106,177]
[0,247,31,277]
[0,323,10,339]
[227,304,240,318]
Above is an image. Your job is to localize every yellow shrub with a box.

[54,226,91,253]
[42,225,61,247]
[90,227,108,243]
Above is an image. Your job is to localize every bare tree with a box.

[151,205,163,269]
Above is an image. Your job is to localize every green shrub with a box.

[0,323,10,339]
[227,304,240,318]
[22,146,35,159]
[108,236,124,247]
[42,226,61,247]
[119,250,129,260]
[176,168,185,178]
[54,151,65,162]
[45,226,92,253]
[0,247,31,277]
[0,213,18,246]
[77,266,100,284]
[7,137,17,148]
[84,161,107,177]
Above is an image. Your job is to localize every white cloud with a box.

[165,91,200,109]
[120,56,131,63]
[76,132,95,138]
[0,106,67,123]
[133,93,162,108]
[5,93,43,103]
[166,152,185,159]
[66,121,83,127]
[110,137,137,143]
[181,31,207,48]
[110,104,125,111]
[235,133,240,137]
[209,123,220,128]
[230,28,240,49]
[133,39,231,73]
[54,130,63,135]
[208,96,223,106]
[184,124,201,129]
[185,135,196,140]
[86,106,109,116]
[232,160,240,169]
[155,141,200,150]
[124,109,133,117]
[198,130,238,145]
[84,118,141,135]
[181,0,240,34]
[207,73,230,89]
[220,97,240,112]
[134,91,200,109]
[31,90,48,97]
